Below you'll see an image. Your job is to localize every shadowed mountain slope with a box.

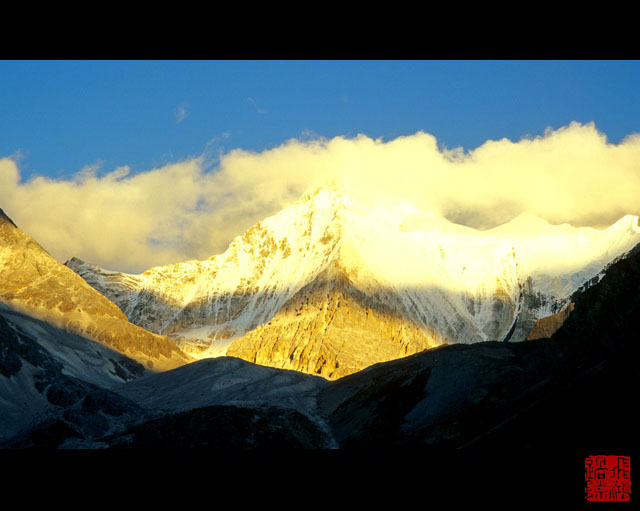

[0,309,150,447]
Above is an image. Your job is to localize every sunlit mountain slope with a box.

[0,209,192,372]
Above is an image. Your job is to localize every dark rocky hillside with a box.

[0,313,149,448]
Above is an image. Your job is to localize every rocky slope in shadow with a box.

[0,310,151,448]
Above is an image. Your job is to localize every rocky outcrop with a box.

[526,302,574,340]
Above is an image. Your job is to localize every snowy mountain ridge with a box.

[66,188,640,374]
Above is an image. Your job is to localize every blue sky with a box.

[2,60,639,180]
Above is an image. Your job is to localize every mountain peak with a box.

[609,214,640,233]
[300,184,344,199]
[296,186,350,211]
[64,256,86,267]
[486,211,552,236]
[0,208,17,228]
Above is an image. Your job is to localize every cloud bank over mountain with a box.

[1,122,639,273]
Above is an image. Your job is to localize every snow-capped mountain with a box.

[66,188,640,378]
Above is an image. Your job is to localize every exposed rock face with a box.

[526,302,574,340]
[227,261,440,379]
[0,209,192,371]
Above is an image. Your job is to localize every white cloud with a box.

[205,131,231,148]
[248,97,267,114]
[173,105,187,123]
[1,122,639,273]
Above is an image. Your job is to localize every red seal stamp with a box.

[585,455,631,502]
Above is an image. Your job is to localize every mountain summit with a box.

[0,208,17,228]
[67,188,640,378]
